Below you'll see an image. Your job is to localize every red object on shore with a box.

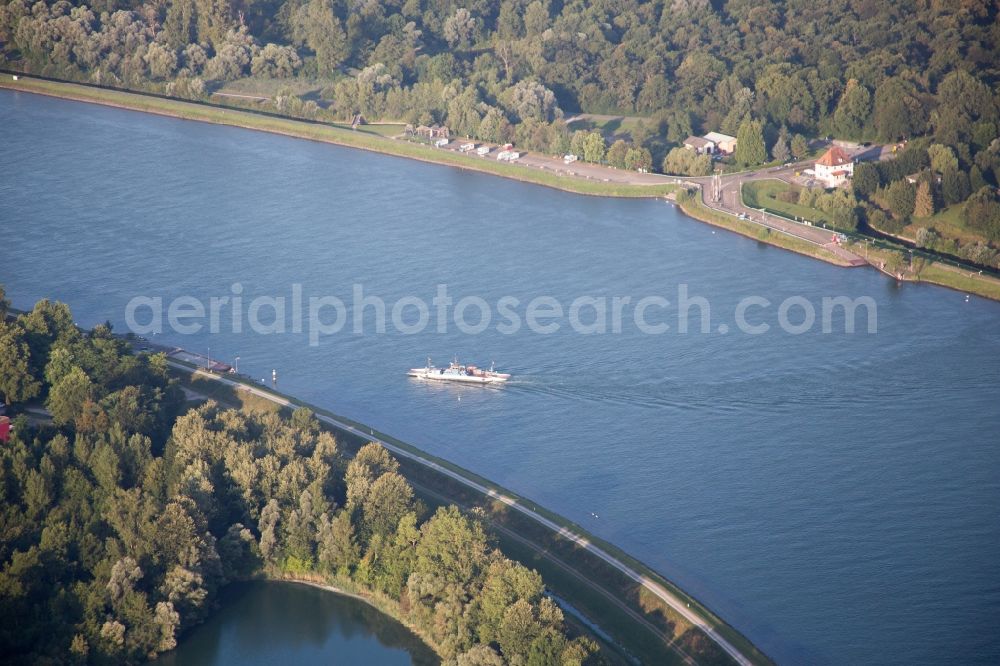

[0,416,10,443]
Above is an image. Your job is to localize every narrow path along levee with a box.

[167,360,755,666]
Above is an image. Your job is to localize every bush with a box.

[915,226,939,249]
[959,241,999,267]
[963,187,1000,241]
[798,187,818,208]
[865,205,903,233]
[662,147,712,176]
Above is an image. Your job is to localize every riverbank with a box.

[271,575,444,659]
[0,75,884,269]
[847,239,1000,300]
[687,178,1000,299]
[0,74,675,199]
[167,358,772,666]
[738,179,1000,300]
[157,579,440,665]
[7,73,998,301]
[0,74,848,271]
[674,191,856,267]
[277,575,626,664]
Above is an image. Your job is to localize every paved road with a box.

[168,360,756,666]
[685,165,867,266]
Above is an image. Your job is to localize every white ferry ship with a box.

[407,358,510,384]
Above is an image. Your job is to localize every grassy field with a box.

[357,122,408,137]
[169,363,773,666]
[741,180,835,225]
[214,75,326,98]
[913,262,1000,299]
[904,202,980,243]
[565,113,648,140]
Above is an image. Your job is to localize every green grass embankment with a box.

[741,180,834,226]
[168,363,773,666]
[675,192,851,267]
[848,241,1000,300]
[913,262,1000,299]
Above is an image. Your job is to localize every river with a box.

[2,89,999,665]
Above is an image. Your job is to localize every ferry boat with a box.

[408,358,510,384]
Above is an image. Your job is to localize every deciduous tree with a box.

[834,79,872,139]
[443,8,476,49]
[883,180,916,220]
[581,131,606,163]
[941,168,970,207]
[791,133,809,160]
[291,0,348,76]
[360,472,413,541]
[607,139,629,168]
[735,118,766,166]
[318,510,360,574]
[0,322,40,405]
[47,366,93,426]
[852,162,880,199]
[771,127,790,163]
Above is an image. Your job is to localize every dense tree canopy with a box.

[2,0,997,176]
[0,296,597,664]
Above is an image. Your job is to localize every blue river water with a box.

[2,89,999,664]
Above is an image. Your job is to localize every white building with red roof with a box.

[815,146,854,188]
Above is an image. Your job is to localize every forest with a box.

[0,1,996,156]
[0,291,597,664]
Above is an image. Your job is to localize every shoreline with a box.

[6,72,998,300]
[0,74,676,199]
[167,358,771,665]
[675,193,856,267]
[277,575,635,663]
[278,576,372,606]
[273,576,444,657]
[0,73,864,270]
